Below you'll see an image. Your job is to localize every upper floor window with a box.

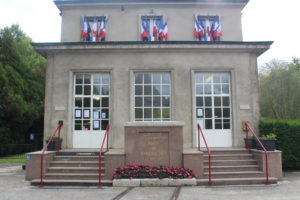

[140,16,168,41]
[80,16,108,42]
[194,15,222,41]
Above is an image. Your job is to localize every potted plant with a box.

[46,136,62,151]
[256,133,276,151]
[244,136,256,149]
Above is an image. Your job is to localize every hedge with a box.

[259,118,300,169]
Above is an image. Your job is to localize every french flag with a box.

[204,19,212,41]
[141,19,149,41]
[158,20,165,40]
[81,17,88,38]
[99,19,106,41]
[92,17,98,42]
[194,17,204,39]
[163,21,168,40]
[212,20,222,39]
[153,18,158,41]
[194,17,199,38]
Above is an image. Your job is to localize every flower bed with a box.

[113,164,195,179]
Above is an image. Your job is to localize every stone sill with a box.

[113,178,197,187]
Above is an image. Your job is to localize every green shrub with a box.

[259,118,300,169]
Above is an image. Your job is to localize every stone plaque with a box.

[138,132,169,165]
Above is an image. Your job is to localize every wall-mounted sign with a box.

[83,109,90,118]
[93,120,100,129]
[197,108,203,117]
[240,105,250,110]
[75,110,81,118]
[55,106,65,111]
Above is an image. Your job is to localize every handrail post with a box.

[98,124,110,188]
[57,121,63,152]
[245,123,249,149]
[197,123,200,151]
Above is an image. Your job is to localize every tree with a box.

[0,25,46,146]
[259,58,300,119]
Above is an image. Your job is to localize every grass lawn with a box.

[0,154,26,163]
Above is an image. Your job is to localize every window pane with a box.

[93,74,101,84]
[75,86,83,95]
[213,84,221,94]
[204,84,212,94]
[214,108,222,118]
[196,97,203,107]
[162,74,170,84]
[162,96,170,107]
[93,97,100,107]
[101,109,109,119]
[223,119,230,129]
[221,74,229,83]
[144,74,152,84]
[153,85,161,95]
[75,120,82,130]
[153,108,161,118]
[84,85,91,95]
[162,85,170,95]
[205,119,212,129]
[223,108,230,118]
[204,75,212,83]
[102,97,109,107]
[101,85,109,95]
[135,85,143,95]
[195,74,203,84]
[153,74,161,84]
[93,120,100,130]
[144,97,152,107]
[214,97,221,106]
[213,75,221,83]
[101,120,109,130]
[75,97,82,108]
[135,74,143,84]
[135,97,143,107]
[76,75,83,84]
[205,97,212,107]
[196,85,203,95]
[222,96,230,106]
[84,74,91,84]
[222,84,229,94]
[215,119,222,129]
[205,108,212,118]
[93,109,100,119]
[144,108,152,118]
[93,85,100,95]
[102,74,109,84]
[84,98,91,107]
[144,85,152,95]
[83,120,90,130]
[162,108,170,118]
[135,108,143,119]
[153,97,161,107]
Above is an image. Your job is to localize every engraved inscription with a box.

[138,132,169,165]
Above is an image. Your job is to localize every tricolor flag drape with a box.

[158,18,168,41]
[141,19,149,41]
[153,18,158,41]
[212,20,222,40]
[194,16,222,41]
[194,16,204,40]
[80,16,108,42]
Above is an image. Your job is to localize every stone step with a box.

[204,165,260,172]
[53,156,103,161]
[204,159,257,166]
[47,167,104,173]
[204,154,253,160]
[197,177,278,186]
[202,149,250,155]
[44,173,104,180]
[50,161,101,167]
[31,179,112,186]
[56,152,100,156]
[203,171,264,179]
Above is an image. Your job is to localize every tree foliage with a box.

[259,58,300,119]
[0,25,46,145]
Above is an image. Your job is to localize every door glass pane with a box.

[93,85,100,95]
[93,97,100,107]
[84,98,91,107]
[93,74,101,84]
[214,97,221,106]
[144,74,152,84]
[213,84,221,94]
[84,75,91,84]
[196,97,203,107]
[76,75,83,84]
[75,86,82,95]
[84,85,91,95]
[101,85,109,95]
[205,97,212,107]
[102,97,109,107]
[153,74,161,84]
[75,97,82,108]
[204,84,212,94]
[135,85,143,95]
[196,85,203,95]
[205,119,212,129]
[102,74,109,84]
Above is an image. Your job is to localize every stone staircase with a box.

[30,150,112,186]
[197,148,278,186]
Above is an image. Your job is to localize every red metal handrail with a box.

[40,121,63,187]
[98,124,110,187]
[197,123,212,186]
[244,122,269,185]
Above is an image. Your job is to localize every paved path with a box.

[0,164,299,200]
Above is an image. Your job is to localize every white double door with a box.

[73,73,109,148]
[195,73,232,147]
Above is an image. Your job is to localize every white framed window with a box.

[73,73,110,131]
[134,73,171,121]
[195,73,231,130]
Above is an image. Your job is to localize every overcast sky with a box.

[0,0,299,66]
